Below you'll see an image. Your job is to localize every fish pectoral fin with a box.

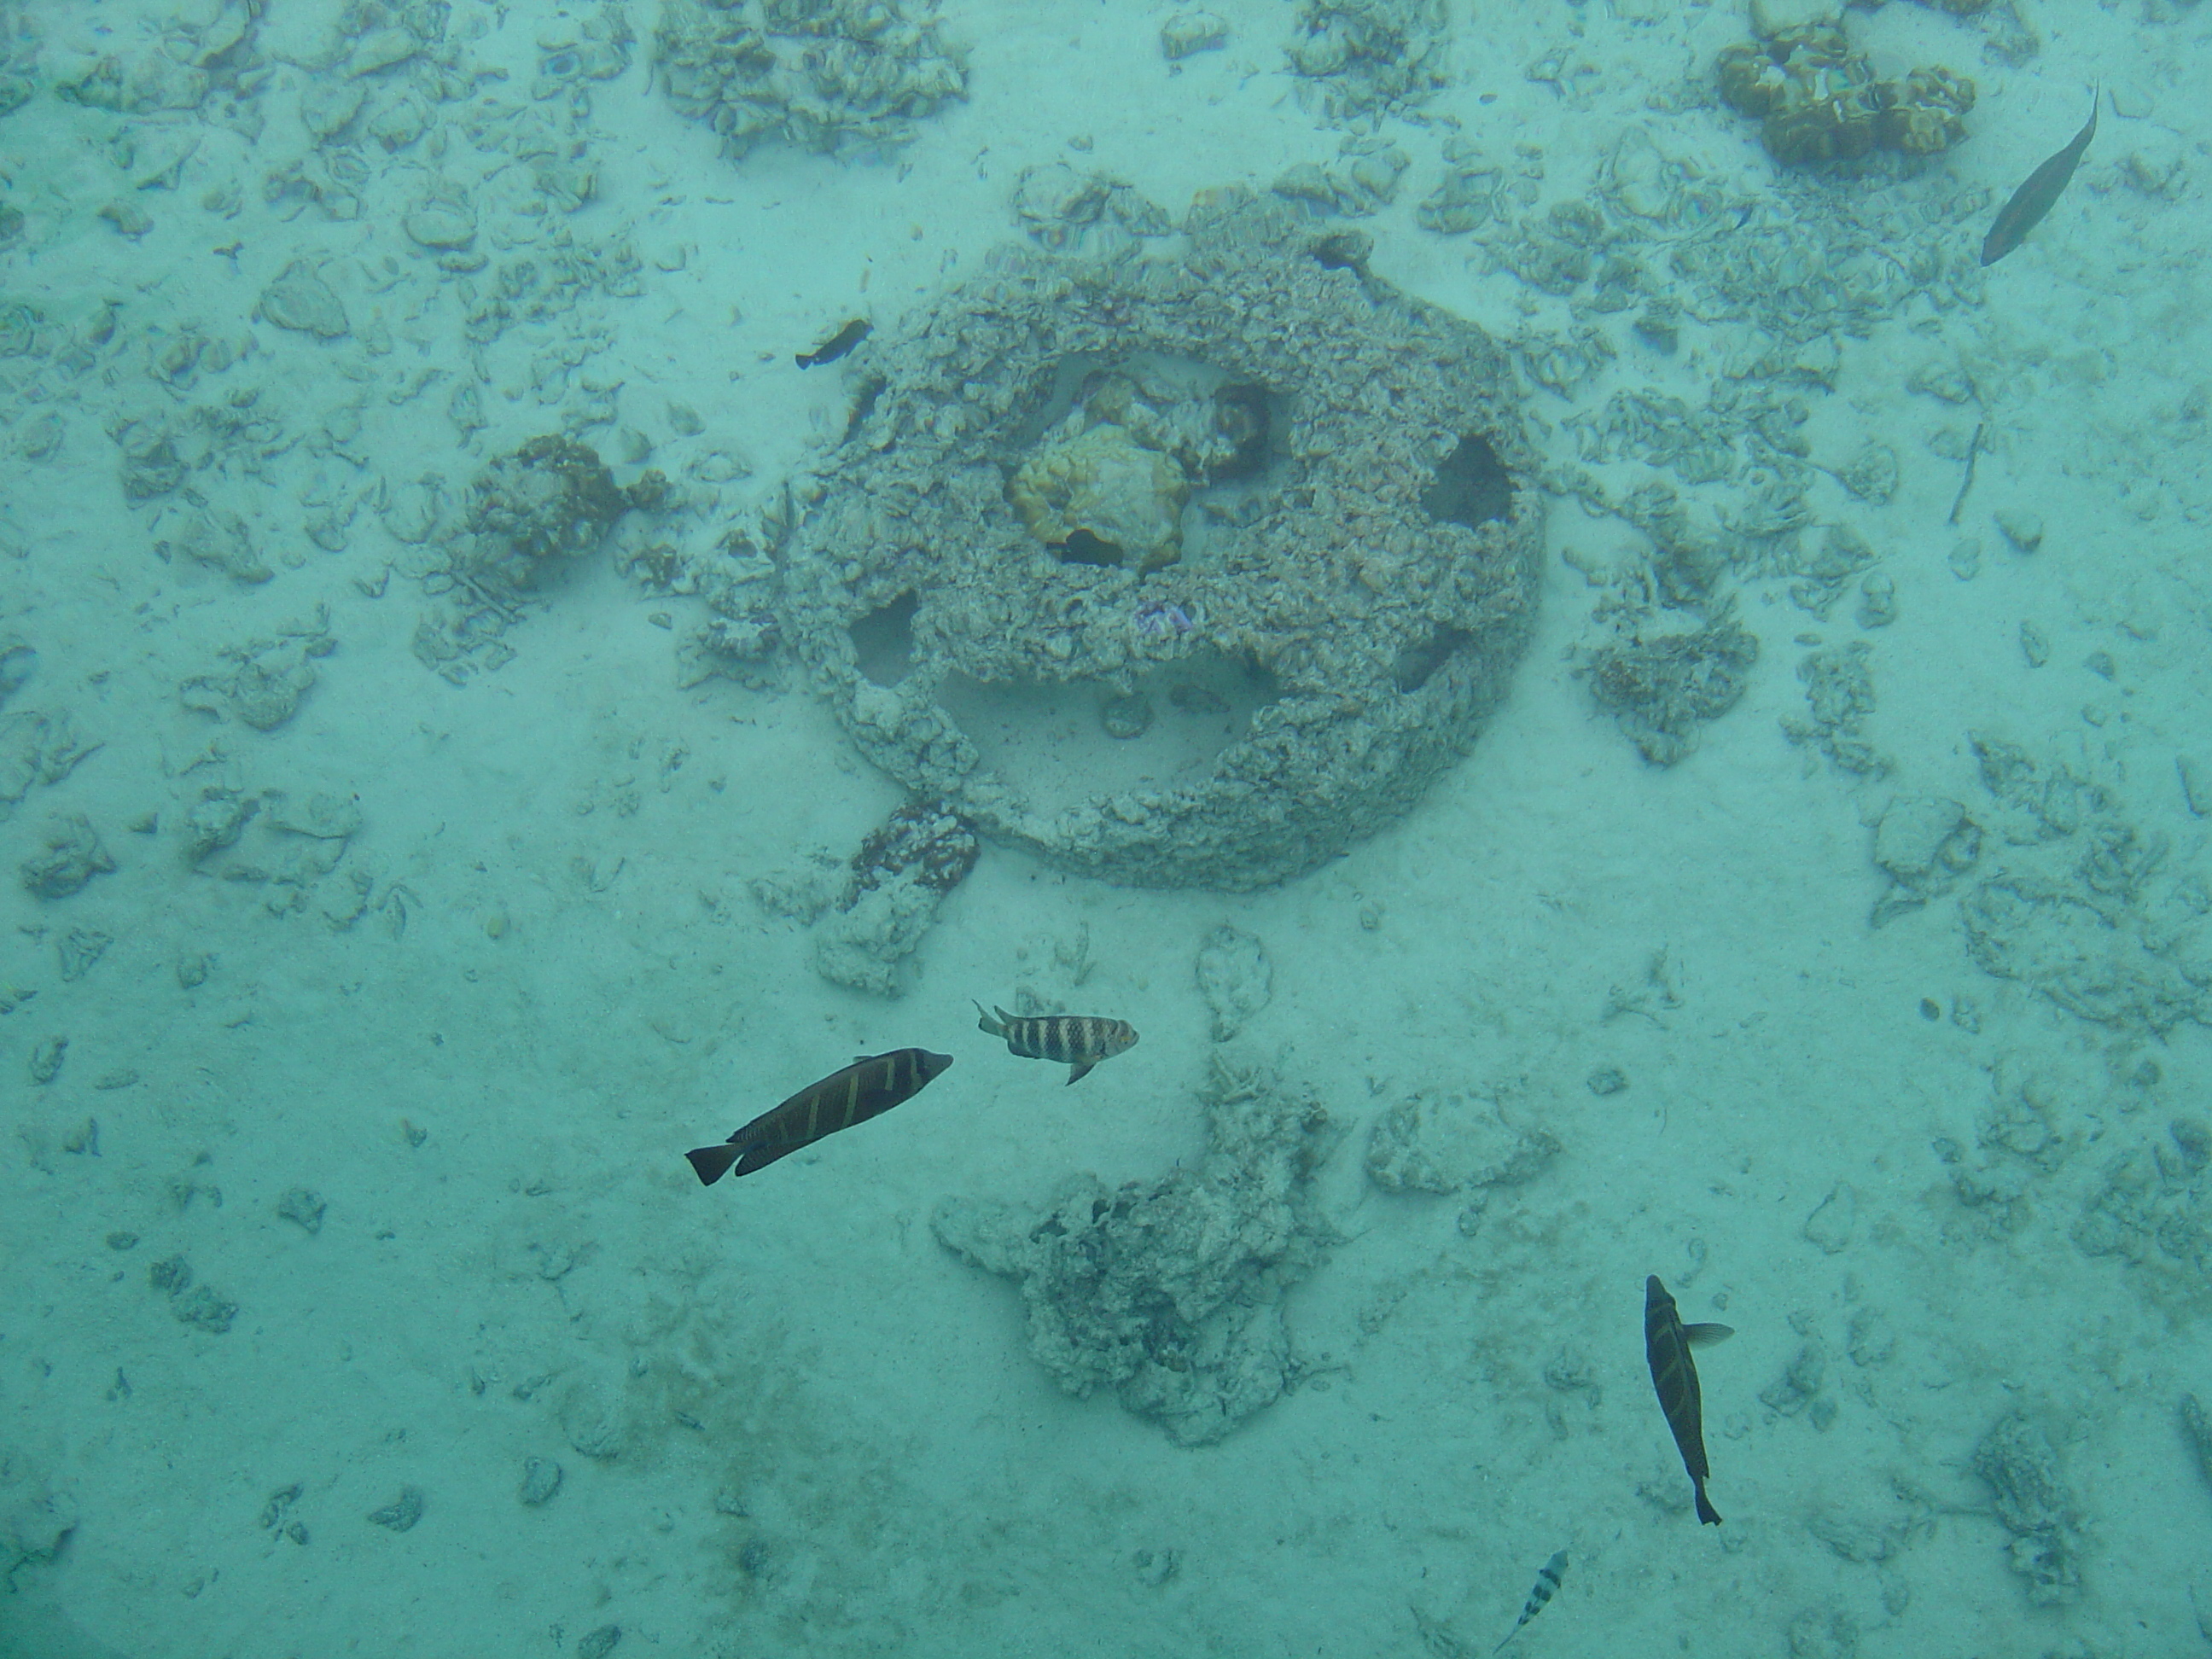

[1684,1322,1735,1348]
[732,1138,803,1178]
[1066,1059,1097,1085]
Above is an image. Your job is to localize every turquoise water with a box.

[3,1,2210,1655]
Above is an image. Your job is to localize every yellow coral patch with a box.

[1008,422,1190,572]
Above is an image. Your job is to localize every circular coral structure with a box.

[773,189,1543,889]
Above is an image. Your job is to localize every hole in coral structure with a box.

[1209,383,1272,481]
[1011,353,1283,487]
[1054,528,1126,567]
[1008,352,1115,451]
[1391,626,1470,694]
[839,376,885,445]
[1310,233,1369,273]
[1422,434,1513,529]
[937,648,1279,817]
[848,592,919,686]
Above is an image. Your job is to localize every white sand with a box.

[3,0,2210,1655]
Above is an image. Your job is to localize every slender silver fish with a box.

[1981,87,2099,266]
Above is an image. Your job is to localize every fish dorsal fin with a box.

[1684,1322,1735,1348]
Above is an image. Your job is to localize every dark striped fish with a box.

[684,1049,952,1184]
[1981,88,2098,266]
[974,1002,1138,1085]
[1493,1549,1567,1652]
[1644,1275,1734,1526]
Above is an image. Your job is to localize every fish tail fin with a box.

[974,999,1003,1036]
[1695,1486,1722,1526]
[685,1143,745,1186]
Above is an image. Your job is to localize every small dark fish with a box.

[1493,1549,1567,1652]
[1946,419,1986,527]
[684,1048,952,1184]
[974,1002,1138,1085]
[2180,1392,2212,1494]
[1644,1275,1734,1526]
[1981,88,2099,267]
[795,317,870,369]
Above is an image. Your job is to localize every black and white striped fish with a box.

[974,1002,1138,1084]
[1493,1550,1567,1652]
